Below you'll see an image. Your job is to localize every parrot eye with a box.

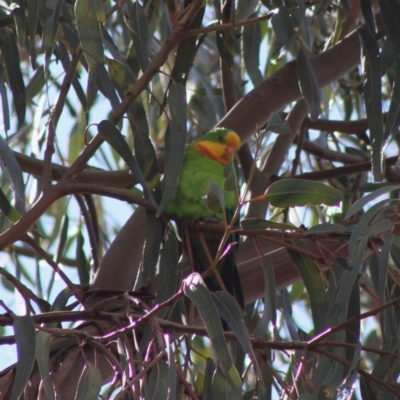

[218,136,223,142]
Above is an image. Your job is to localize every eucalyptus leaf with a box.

[183,273,232,373]
[264,179,343,208]
[10,316,36,400]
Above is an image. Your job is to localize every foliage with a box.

[1,0,400,398]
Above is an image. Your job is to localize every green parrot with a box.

[165,127,245,309]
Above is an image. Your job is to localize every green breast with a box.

[165,148,237,220]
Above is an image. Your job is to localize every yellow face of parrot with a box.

[193,130,241,166]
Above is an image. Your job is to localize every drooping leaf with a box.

[10,316,36,400]
[359,28,384,182]
[97,119,156,207]
[243,19,263,86]
[271,5,295,45]
[0,135,25,214]
[216,31,234,71]
[0,65,10,132]
[76,230,88,284]
[36,331,55,400]
[297,46,320,121]
[74,363,102,400]
[253,258,276,338]
[12,0,26,49]
[2,29,26,128]
[265,112,292,135]
[161,3,205,108]
[183,273,232,373]
[75,0,104,72]
[127,1,149,72]
[214,291,262,377]
[28,0,39,67]
[380,0,400,56]
[144,360,169,399]
[156,83,187,216]
[264,179,343,208]
[212,365,242,400]
[288,240,329,333]
[42,0,63,59]
[384,59,400,139]
[0,187,21,222]
[203,357,215,400]
[360,0,375,33]
[345,185,399,219]
[154,231,179,312]
[241,218,301,231]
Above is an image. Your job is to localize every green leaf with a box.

[166,339,177,400]
[288,240,328,333]
[97,119,156,207]
[203,358,215,400]
[214,292,262,377]
[345,185,399,219]
[167,5,205,86]
[157,83,187,216]
[58,43,88,113]
[0,136,25,214]
[265,112,292,135]
[271,5,295,44]
[204,181,226,217]
[42,0,63,59]
[128,1,149,72]
[13,0,26,49]
[0,65,10,132]
[243,20,263,86]
[241,218,301,231]
[36,331,55,400]
[348,198,395,264]
[360,0,376,34]
[264,179,343,208]
[136,211,163,287]
[307,223,347,233]
[28,0,39,67]
[144,360,169,399]
[297,46,320,121]
[384,59,400,140]
[76,230,88,284]
[154,231,178,313]
[107,57,136,95]
[11,316,36,400]
[2,29,26,128]
[253,258,276,338]
[0,187,21,222]
[212,365,242,400]
[359,28,384,182]
[75,363,101,400]
[380,0,400,55]
[25,65,45,100]
[130,101,160,190]
[216,31,234,70]
[75,0,104,72]
[183,273,232,373]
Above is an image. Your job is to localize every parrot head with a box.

[193,128,241,166]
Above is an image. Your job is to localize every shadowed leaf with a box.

[35,331,55,400]
[75,363,101,400]
[297,46,320,121]
[157,83,187,216]
[2,29,26,128]
[360,28,383,182]
[128,1,149,72]
[264,179,343,207]
[10,316,36,400]
[183,273,232,373]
